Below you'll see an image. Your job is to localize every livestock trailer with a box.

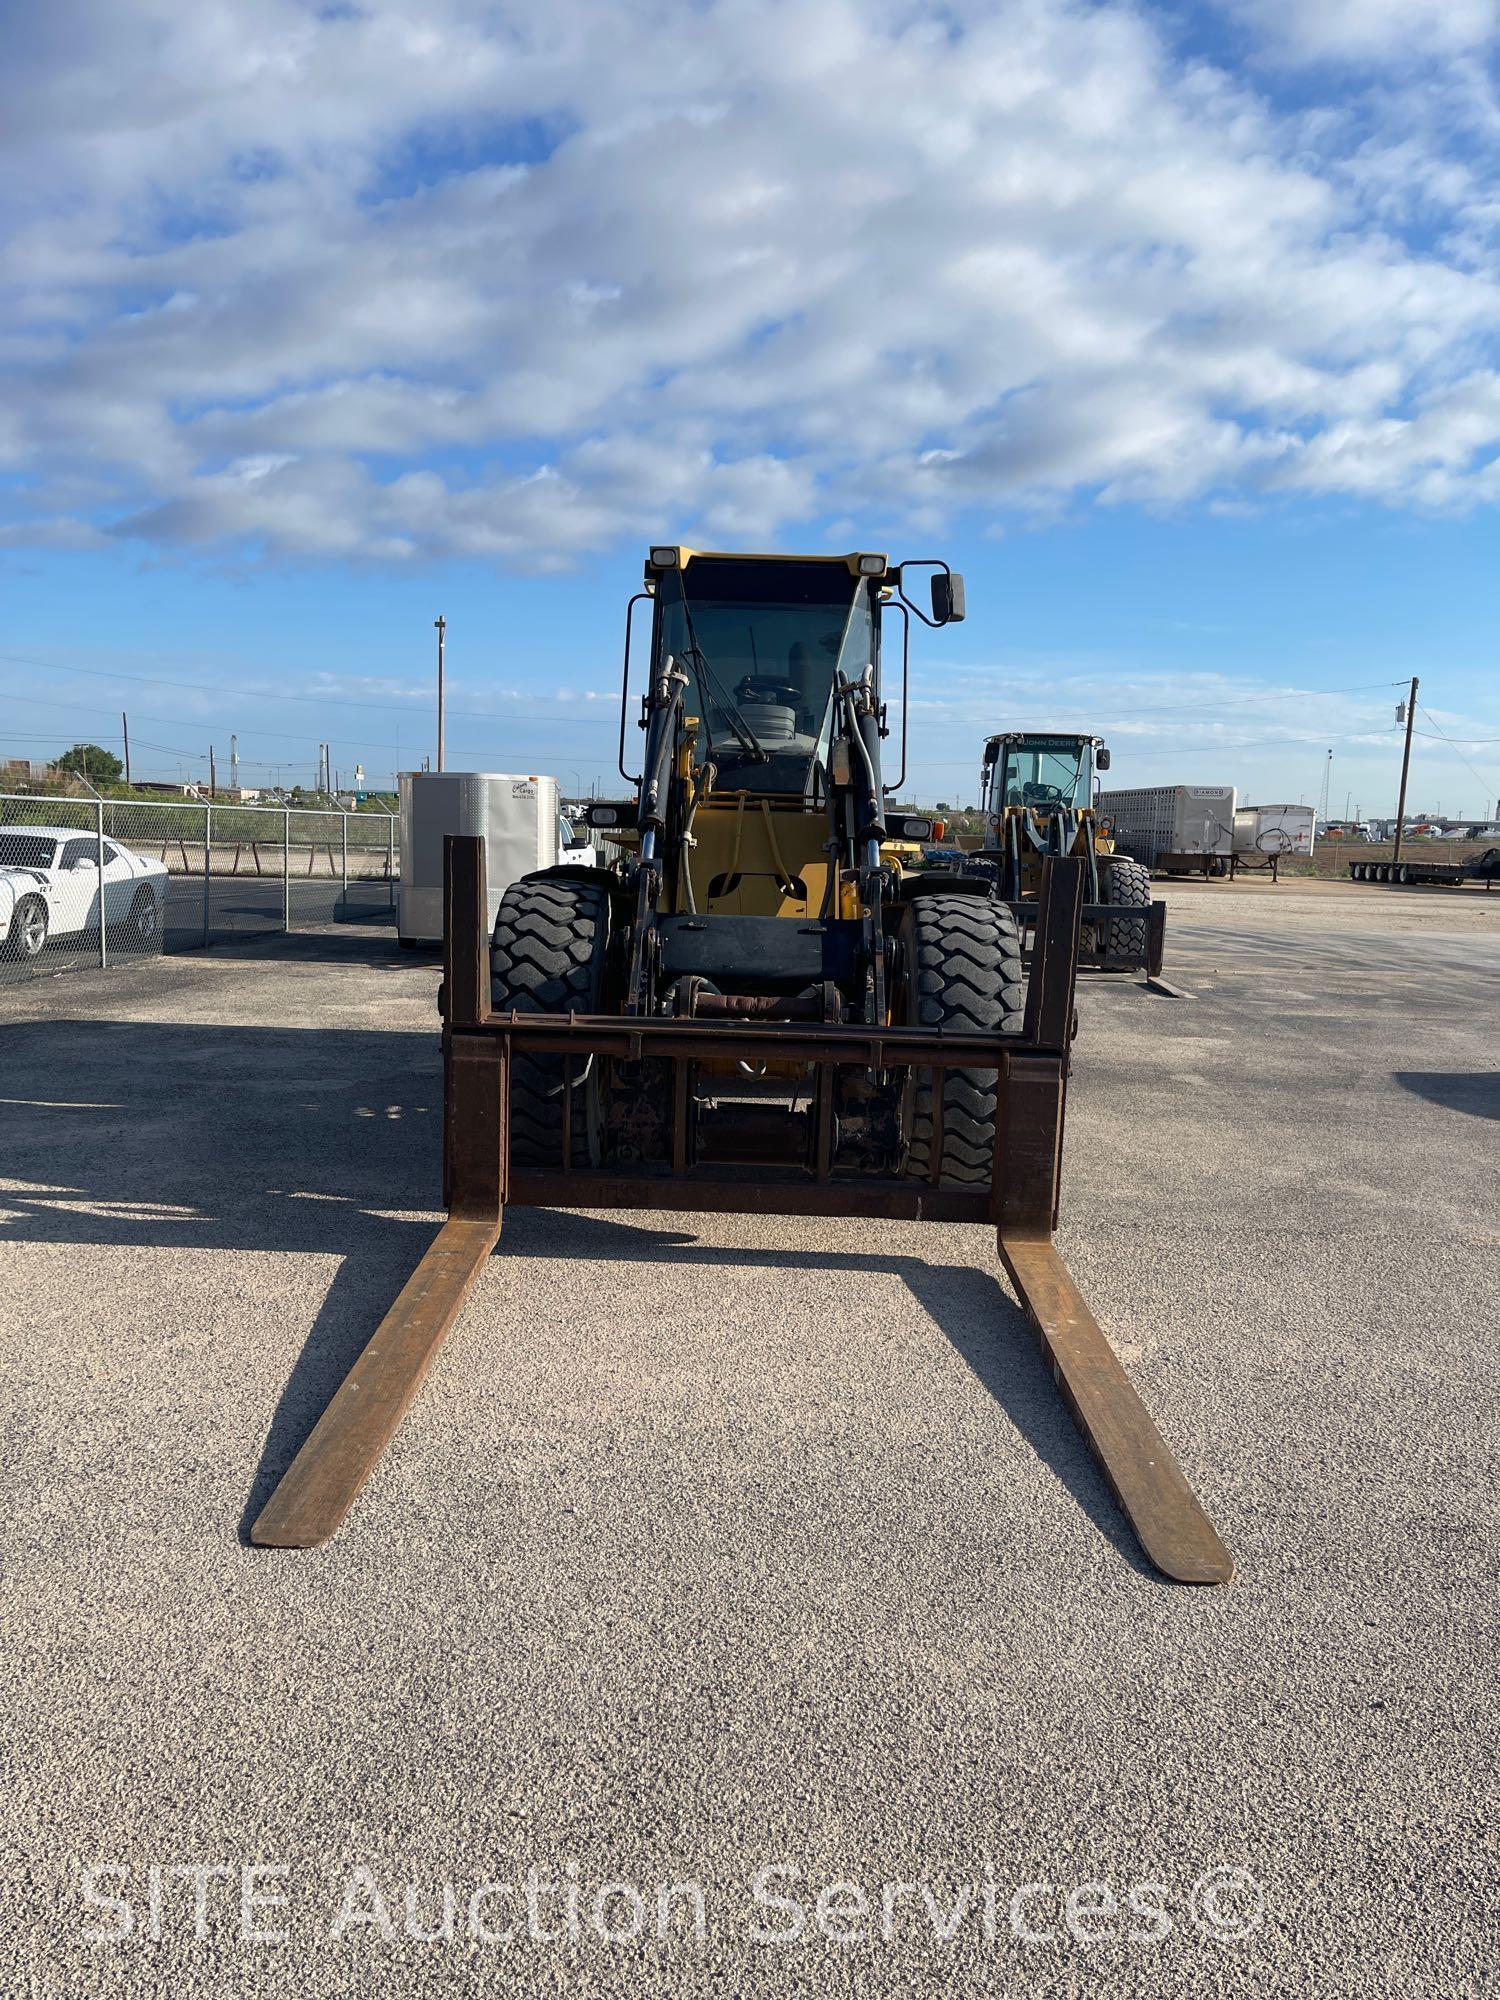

[1098,785,1237,876]
[1234,802,1316,859]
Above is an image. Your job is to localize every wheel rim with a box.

[133,894,158,939]
[19,905,46,955]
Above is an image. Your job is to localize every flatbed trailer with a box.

[1351,849,1498,889]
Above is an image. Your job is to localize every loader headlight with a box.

[649,545,680,569]
[855,552,887,575]
[585,803,624,827]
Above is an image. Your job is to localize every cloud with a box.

[0,0,1498,565]
[1218,0,1499,65]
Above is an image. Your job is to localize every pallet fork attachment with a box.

[251,840,1230,1583]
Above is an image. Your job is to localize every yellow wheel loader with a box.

[250,548,1228,1583]
[946,732,1165,975]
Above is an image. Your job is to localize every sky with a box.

[1,0,1497,816]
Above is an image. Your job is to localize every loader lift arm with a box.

[250,837,1232,1585]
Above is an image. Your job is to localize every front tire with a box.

[490,875,612,1168]
[898,894,1024,1187]
[1099,857,1151,965]
[5,896,48,962]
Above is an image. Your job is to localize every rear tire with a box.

[898,895,1024,1187]
[1100,857,1151,964]
[124,885,159,951]
[490,875,612,1169]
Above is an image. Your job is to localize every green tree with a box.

[55,742,124,782]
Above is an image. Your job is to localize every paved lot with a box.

[2,882,1496,1996]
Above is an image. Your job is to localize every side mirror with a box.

[1096,745,1111,771]
[930,571,966,624]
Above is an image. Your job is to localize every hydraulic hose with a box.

[759,799,799,900]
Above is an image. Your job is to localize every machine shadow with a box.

[0,1017,1144,1572]
[1392,1070,1500,1121]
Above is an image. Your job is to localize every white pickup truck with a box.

[0,826,168,960]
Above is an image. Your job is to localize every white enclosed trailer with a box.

[1233,802,1316,858]
[398,771,582,945]
[1097,785,1237,875]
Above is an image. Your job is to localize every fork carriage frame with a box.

[251,837,1230,1584]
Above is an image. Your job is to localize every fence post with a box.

[202,801,212,948]
[341,812,349,919]
[283,809,291,933]
[96,800,108,970]
[387,813,395,906]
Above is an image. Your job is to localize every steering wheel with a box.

[734,677,801,707]
[1023,781,1065,807]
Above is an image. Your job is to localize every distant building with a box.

[1,758,52,783]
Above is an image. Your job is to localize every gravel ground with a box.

[1,882,1496,1997]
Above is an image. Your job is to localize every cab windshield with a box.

[998,739,1090,811]
[655,558,870,795]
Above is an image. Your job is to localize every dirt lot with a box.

[2,881,1496,1997]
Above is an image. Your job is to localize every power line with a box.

[1416,704,1499,797]
[920,676,1411,724]
[0,651,616,729]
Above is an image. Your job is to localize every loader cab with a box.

[981,733,1106,821]
[646,549,881,799]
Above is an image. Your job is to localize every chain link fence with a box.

[0,794,397,983]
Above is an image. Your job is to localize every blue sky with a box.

[2,1,1497,813]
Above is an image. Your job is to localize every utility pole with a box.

[230,733,239,793]
[1392,675,1418,867]
[435,615,446,772]
[209,745,217,800]
[122,712,131,785]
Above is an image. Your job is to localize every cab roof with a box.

[645,546,886,581]
[982,731,1101,758]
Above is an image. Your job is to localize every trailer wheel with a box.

[490,876,612,1169]
[1099,857,1152,965]
[897,895,1024,1187]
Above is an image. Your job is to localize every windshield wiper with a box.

[682,646,769,763]
[667,575,767,763]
